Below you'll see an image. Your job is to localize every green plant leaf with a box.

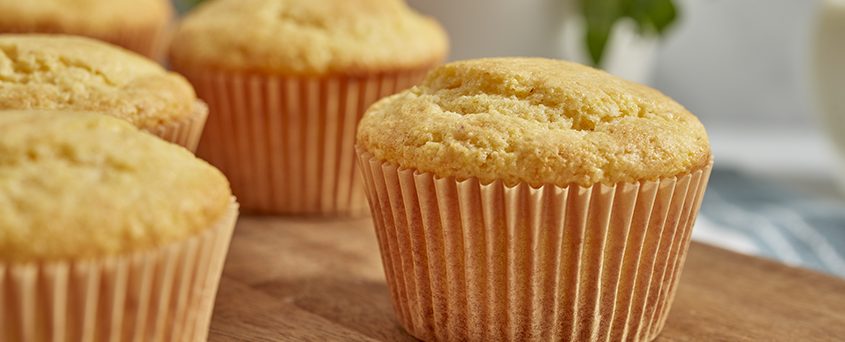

[585,21,613,67]
[179,0,207,8]
[648,0,677,33]
[580,0,623,66]
[579,0,678,67]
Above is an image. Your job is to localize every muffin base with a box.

[176,67,431,216]
[0,200,239,342]
[358,150,712,342]
[147,100,209,153]
[105,22,170,61]
[0,22,170,60]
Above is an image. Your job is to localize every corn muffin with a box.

[357,58,713,342]
[0,34,207,150]
[170,0,448,215]
[359,57,711,186]
[0,0,172,59]
[0,110,237,341]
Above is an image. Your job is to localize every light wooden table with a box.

[209,216,845,341]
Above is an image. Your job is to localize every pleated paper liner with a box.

[358,150,713,342]
[0,23,170,60]
[147,100,209,153]
[175,66,432,215]
[108,22,171,62]
[0,200,239,342]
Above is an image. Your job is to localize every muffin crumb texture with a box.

[0,0,171,32]
[0,35,197,129]
[170,0,448,75]
[0,111,232,262]
[358,58,712,186]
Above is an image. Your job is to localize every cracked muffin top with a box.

[170,0,448,75]
[0,34,196,129]
[357,58,712,187]
[0,110,232,262]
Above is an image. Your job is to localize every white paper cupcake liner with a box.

[0,22,169,60]
[108,23,170,61]
[358,150,712,341]
[147,100,209,153]
[175,67,431,215]
[0,200,239,342]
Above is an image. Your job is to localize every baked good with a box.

[170,0,448,215]
[357,58,713,341]
[0,0,173,59]
[170,0,447,75]
[359,57,710,186]
[0,110,237,341]
[0,34,207,150]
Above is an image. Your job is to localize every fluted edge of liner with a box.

[357,148,712,342]
[147,100,209,153]
[0,23,169,60]
[175,66,432,216]
[0,199,239,342]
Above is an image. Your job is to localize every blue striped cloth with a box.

[692,168,845,278]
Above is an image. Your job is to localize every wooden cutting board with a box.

[208,216,845,341]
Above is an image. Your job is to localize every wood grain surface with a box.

[209,216,845,341]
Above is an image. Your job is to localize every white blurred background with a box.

[407,0,842,192]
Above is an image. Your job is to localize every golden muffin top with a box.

[0,110,232,262]
[358,58,712,187]
[0,35,197,129]
[170,0,448,75]
[0,0,172,32]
